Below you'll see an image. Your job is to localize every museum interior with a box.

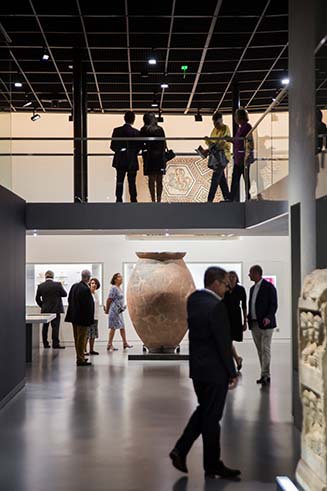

[0,0,327,490]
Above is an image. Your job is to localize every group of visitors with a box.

[170,264,278,480]
[35,269,132,366]
[110,108,254,203]
[111,111,166,203]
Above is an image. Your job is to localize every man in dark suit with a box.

[110,111,141,202]
[170,267,240,480]
[65,270,94,367]
[35,270,67,349]
[248,265,278,386]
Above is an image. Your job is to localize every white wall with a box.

[10,111,290,202]
[26,234,290,345]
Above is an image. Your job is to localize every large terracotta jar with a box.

[127,252,195,353]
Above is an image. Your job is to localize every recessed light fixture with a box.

[161,83,169,89]
[68,64,73,70]
[281,78,289,85]
[151,102,158,107]
[14,81,23,88]
[148,48,157,65]
[42,49,50,61]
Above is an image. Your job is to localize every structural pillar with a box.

[73,48,88,203]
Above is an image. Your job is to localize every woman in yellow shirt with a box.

[205,111,231,202]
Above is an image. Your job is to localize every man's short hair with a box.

[250,265,263,276]
[204,266,227,287]
[212,111,223,122]
[81,269,92,282]
[45,270,54,279]
[124,111,135,124]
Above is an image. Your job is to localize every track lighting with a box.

[31,110,41,122]
[281,78,289,85]
[23,95,33,108]
[161,83,169,89]
[194,109,203,122]
[157,110,164,122]
[14,81,22,88]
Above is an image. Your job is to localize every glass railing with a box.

[0,135,290,203]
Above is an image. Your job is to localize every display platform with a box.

[25,314,56,363]
[128,353,189,361]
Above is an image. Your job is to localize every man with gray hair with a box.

[35,270,67,349]
[65,270,94,366]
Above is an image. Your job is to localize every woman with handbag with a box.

[140,112,167,202]
[205,111,231,202]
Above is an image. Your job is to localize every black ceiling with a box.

[0,0,294,114]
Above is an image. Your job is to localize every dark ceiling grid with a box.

[184,0,223,115]
[159,0,176,112]
[76,0,104,112]
[216,0,272,111]
[124,0,133,110]
[0,1,291,114]
[28,0,72,108]
[245,42,288,108]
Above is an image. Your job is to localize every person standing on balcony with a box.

[110,111,141,203]
[231,108,254,201]
[140,112,166,202]
[205,111,231,202]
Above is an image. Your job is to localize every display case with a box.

[26,263,103,306]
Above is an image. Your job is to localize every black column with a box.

[73,49,88,203]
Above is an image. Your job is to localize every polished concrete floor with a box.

[0,341,300,491]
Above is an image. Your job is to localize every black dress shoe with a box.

[53,345,66,349]
[76,361,92,366]
[90,350,99,355]
[169,448,188,473]
[43,344,51,349]
[257,376,270,384]
[205,462,241,479]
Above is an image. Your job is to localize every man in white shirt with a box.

[248,265,278,386]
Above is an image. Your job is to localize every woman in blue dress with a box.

[104,273,133,352]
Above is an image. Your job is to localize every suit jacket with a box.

[188,290,237,384]
[110,123,141,171]
[248,279,278,329]
[65,281,94,326]
[35,279,67,314]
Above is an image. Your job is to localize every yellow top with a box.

[205,124,231,162]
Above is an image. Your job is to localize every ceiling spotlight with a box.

[31,110,41,122]
[194,109,203,122]
[23,96,33,108]
[151,102,158,107]
[148,48,157,65]
[14,81,23,88]
[157,111,164,122]
[42,49,50,61]
[140,69,149,78]
[161,83,169,89]
[281,78,289,85]
[68,64,73,70]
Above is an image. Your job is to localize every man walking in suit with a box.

[110,111,141,202]
[170,267,240,480]
[248,265,278,386]
[65,270,94,367]
[35,270,67,349]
